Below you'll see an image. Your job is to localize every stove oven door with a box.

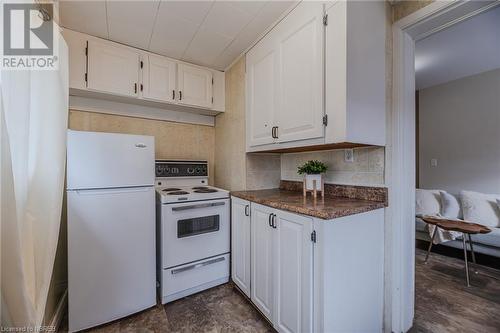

[162,198,230,268]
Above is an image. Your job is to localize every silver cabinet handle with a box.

[171,201,225,211]
[171,256,225,275]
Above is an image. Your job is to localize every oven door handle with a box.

[170,256,226,275]
[171,201,225,211]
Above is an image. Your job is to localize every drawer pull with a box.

[171,256,225,275]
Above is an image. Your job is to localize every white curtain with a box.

[1,28,69,328]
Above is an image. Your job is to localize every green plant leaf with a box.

[297,160,328,175]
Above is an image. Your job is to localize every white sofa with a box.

[415,189,500,258]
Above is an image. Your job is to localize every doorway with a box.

[388,1,500,332]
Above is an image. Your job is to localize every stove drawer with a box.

[161,254,229,303]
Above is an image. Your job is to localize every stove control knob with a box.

[195,167,201,174]
[187,168,194,174]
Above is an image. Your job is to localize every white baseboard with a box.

[49,288,68,332]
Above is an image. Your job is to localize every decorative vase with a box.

[305,174,323,191]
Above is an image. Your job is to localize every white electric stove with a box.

[155,160,230,304]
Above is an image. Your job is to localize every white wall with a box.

[419,68,500,195]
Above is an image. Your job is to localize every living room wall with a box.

[418,68,500,195]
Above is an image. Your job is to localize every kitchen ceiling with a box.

[59,0,297,71]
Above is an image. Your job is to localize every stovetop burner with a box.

[162,188,182,192]
[194,189,218,193]
[192,186,209,190]
[167,191,190,195]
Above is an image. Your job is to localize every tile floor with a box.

[59,283,273,332]
[411,249,500,333]
[60,249,500,333]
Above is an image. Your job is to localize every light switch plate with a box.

[431,158,438,167]
[345,149,354,163]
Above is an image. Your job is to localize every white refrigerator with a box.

[67,130,156,332]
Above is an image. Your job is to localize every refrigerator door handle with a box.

[73,186,153,195]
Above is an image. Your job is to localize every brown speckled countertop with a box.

[231,181,388,220]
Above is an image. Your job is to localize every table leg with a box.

[462,234,471,287]
[467,234,478,274]
[425,227,438,264]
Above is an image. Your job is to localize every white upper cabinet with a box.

[246,1,324,149]
[62,28,225,116]
[274,2,324,144]
[87,40,140,97]
[325,1,386,146]
[246,36,278,147]
[246,1,386,152]
[141,54,176,103]
[177,64,213,108]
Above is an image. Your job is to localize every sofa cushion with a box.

[416,189,441,216]
[461,191,500,228]
[440,191,462,219]
[469,228,500,248]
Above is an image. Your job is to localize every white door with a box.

[274,210,313,333]
[177,63,213,108]
[251,203,275,322]
[274,2,324,143]
[231,197,251,297]
[87,40,140,97]
[246,36,278,147]
[142,54,176,102]
[67,186,156,332]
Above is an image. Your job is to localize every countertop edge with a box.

[230,191,386,220]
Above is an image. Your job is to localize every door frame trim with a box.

[387,1,499,332]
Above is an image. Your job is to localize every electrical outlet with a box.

[345,149,354,163]
[430,158,438,167]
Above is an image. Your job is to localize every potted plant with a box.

[297,160,328,191]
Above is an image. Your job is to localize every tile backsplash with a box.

[280,147,385,186]
[246,154,281,190]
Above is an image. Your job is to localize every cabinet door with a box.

[177,63,213,108]
[142,54,176,103]
[274,2,324,143]
[87,40,139,97]
[274,210,313,333]
[246,36,278,147]
[251,203,275,322]
[231,197,251,297]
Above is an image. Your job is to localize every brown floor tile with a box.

[413,249,500,333]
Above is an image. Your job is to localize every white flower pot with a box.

[305,174,322,191]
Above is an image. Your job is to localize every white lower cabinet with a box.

[231,197,251,297]
[231,196,385,333]
[250,203,275,321]
[233,199,314,332]
[274,210,313,333]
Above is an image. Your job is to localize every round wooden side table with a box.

[421,216,491,287]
